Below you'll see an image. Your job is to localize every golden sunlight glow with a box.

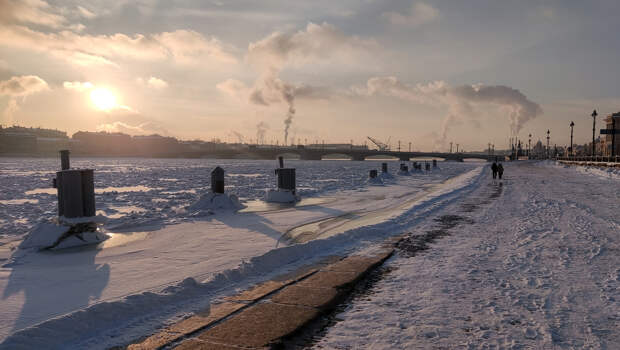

[90,88,117,110]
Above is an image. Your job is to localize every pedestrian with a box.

[498,163,504,179]
[491,162,498,179]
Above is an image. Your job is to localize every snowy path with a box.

[311,161,620,349]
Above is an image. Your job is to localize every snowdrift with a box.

[186,192,245,216]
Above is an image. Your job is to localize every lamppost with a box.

[546,129,550,159]
[591,109,597,156]
[569,121,575,157]
[408,142,411,152]
[528,134,532,158]
[449,142,453,153]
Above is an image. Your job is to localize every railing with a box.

[556,155,620,163]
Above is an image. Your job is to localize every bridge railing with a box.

[556,155,620,163]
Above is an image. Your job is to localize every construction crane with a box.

[367,136,391,151]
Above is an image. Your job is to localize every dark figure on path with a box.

[498,163,504,179]
[491,162,498,179]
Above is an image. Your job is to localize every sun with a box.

[90,88,117,110]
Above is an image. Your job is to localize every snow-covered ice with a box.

[0,158,481,348]
[311,161,620,349]
[4,158,615,349]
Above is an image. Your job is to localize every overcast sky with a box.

[1,0,619,151]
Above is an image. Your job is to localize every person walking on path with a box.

[491,162,498,179]
[498,163,504,179]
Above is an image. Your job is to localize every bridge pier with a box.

[399,155,410,161]
[300,152,322,161]
[352,154,366,161]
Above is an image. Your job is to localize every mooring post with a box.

[381,162,388,173]
[59,170,84,218]
[60,150,70,170]
[278,156,284,168]
[433,159,437,168]
[55,150,96,218]
[211,166,225,193]
[425,162,430,171]
[80,169,96,217]
[275,168,296,192]
[369,169,377,178]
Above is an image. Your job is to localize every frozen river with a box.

[1,157,471,239]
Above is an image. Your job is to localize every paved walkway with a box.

[128,241,398,349]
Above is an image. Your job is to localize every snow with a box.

[0,158,482,348]
[17,223,69,250]
[366,177,384,186]
[185,192,245,216]
[7,159,616,349]
[311,161,620,349]
[265,189,300,203]
[551,161,620,181]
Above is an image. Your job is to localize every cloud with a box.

[382,2,440,27]
[95,121,168,136]
[216,78,249,100]
[0,25,237,67]
[0,0,66,28]
[63,81,93,91]
[146,77,168,89]
[356,76,542,146]
[0,75,49,123]
[75,5,96,19]
[247,22,377,69]
[0,75,49,96]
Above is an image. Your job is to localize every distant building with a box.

[601,112,620,156]
[532,140,545,158]
[72,131,133,155]
[0,130,37,154]
[0,125,71,155]
[133,134,180,156]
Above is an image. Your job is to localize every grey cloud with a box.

[0,0,66,28]
[382,2,440,27]
[0,75,48,96]
[0,24,237,67]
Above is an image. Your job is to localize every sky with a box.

[1,0,619,151]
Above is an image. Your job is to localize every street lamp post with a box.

[528,134,532,158]
[591,109,597,156]
[546,129,550,159]
[570,121,575,157]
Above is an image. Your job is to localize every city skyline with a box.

[1,0,620,151]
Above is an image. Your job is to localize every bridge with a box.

[182,146,495,162]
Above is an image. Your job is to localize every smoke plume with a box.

[219,22,370,145]
[256,121,269,144]
[230,131,244,143]
[359,76,542,148]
